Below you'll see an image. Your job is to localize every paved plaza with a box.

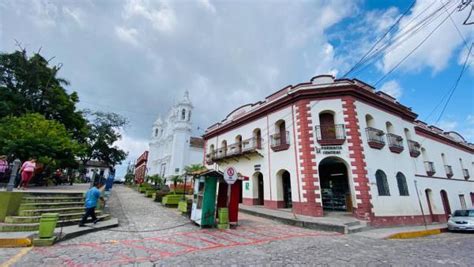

[1,185,473,266]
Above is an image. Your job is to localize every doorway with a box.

[318,157,351,211]
[425,189,437,222]
[440,190,451,219]
[255,172,264,205]
[280,170,292,208]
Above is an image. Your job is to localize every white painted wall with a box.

[356,100,474,216]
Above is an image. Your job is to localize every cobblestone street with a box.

[1,185,473,266]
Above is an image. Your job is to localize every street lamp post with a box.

[6,159,21,191]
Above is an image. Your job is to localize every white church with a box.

[148,91,204,179]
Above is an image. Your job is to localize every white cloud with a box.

[379,80,403,99]
[197,0,216,14]
[382,0,474,74]
[467,114,474,125]
[115,26,139,46]
[123,0,176,33]
[115,133,148,161]
[62,6,84,27]
[437,119,458,131]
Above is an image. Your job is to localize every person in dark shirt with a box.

[79,182,104,227]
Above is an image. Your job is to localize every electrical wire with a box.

[374,3,457,87]
[434,42,473,124]
[342,0,417,78]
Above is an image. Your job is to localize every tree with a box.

[0,113,83,168]
[147,174,164,188]
[184,164,206,175]
[0,49,88,139]
[170,175,183,191]
[79,111,128,169]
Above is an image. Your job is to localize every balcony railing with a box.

[227,143,242,157]
[315,124,346,145]
[424,161,436,176]
[463,169,470,180]
[215,148,227,160]
[407,140,421,158]
[271,131,290,151]
[205,151,217,164]
[366,127,385,149]
[242,137,263,152]
[386,133,404,153]
[444,165,453,178]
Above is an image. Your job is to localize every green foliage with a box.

[124,173,135,185]
[0,49,87,139]
[79,111,128,169]
[184,164,206,175]
[0,113,82,167]
[147,174,164,188]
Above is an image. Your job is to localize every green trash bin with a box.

[218,208,229,224]
[38,213,59,239]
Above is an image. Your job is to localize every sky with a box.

[1,0,473,177]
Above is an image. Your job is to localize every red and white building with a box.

[203,75,474,226]
[134,151,148,184]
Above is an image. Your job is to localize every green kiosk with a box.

[190,170,222,227]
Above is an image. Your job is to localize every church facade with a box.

[148,92,204,179]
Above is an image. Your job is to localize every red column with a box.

[293,100,323,217]
[342,96,373,220]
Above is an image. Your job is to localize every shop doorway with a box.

[318,157,352,211]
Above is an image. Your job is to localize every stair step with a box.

[24,192,84,198]
[22,196,84,203]
[5,211,103,224]
[19,207,86,216]
[0,214,111,232]
[19,202,84,210]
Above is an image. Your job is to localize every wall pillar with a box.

[293,100,323,216]
[342,96,373,220]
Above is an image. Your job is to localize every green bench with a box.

[145,190,156,198]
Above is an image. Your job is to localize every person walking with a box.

[18,158,36,190]
[79,182,104,227]
[0,155,8,183]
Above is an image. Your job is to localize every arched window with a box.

[181,109,186,120]
[365,114,374,128]
[155,128,158,137]
[253,128,262,149]
[375,170,390,196]
[396,172,409,196]
[188,110,191,121]
[385,121,394,134]
[319,111,336,140]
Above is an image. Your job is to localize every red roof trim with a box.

[203,84,417,139]
[414,127,473,153]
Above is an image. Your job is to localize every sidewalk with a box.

[239,204,447,238]
[239,205,369,234]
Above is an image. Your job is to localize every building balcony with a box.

[463,169,470,180]
[271,131,290,152]
[205,151,216,164]
[315,124,346,145]
[407,140,421,157]
[424,161,436,176]
[227,143,243,157]
[242,137,263,152]
[366,127,385,149]
[386,133,404,153]
[444,165,453,178]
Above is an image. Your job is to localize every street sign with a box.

[223,167,237,185]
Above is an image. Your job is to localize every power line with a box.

[348,1,455,79]
[374,2,456,87]
[434,42,473,124]
[342,0,417,78]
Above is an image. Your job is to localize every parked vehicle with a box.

[447,209,474,232]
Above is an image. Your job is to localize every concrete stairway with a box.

[0,192,111,232]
